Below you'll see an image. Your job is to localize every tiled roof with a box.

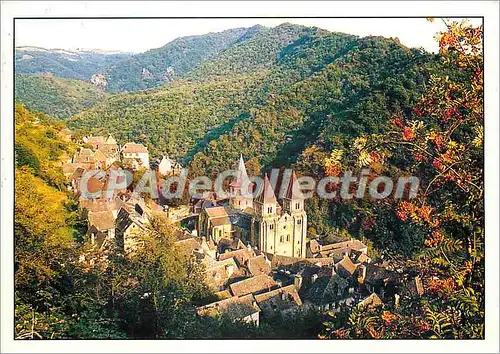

[88,210,115,231]
[197,294,260,321]
[336,255,358,277]
[229,274,278,297]
[321,239,367,253]
[205,206,229,219]
[94,150,107,162]
[230,155,250,189]
[363,263,399,284]
[219,248,255,267]
[80,198,120,213]
[217,237,245,254]
[307,274,349,306]
[73,148,95,163]
[87,136,105,147]
[105,135,117,145]
[247,255,271,276]
[122,143,148,153]
[211,216,231,226]
[203,257,239,290]
[254,284,303,313]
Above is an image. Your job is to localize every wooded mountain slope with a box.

[69,23,432,167]
[15,74,108,118]
[15,46,132,81]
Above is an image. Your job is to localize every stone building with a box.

[198,156,308,258]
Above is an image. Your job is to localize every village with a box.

[59,129,425,328]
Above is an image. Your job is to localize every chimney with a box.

[294,274,303,291]
[358,264,367,284]
[225,264,234,278]
[281,291,287,301]
[311,274,318,284]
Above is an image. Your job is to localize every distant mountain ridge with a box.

[103,26,262,92]
[15,46,133,82]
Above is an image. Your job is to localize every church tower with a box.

[281,171,307,258]
[253,174,280,254]
[230,155,253,211]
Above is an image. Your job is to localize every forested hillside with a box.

[15,74,108,118]
[68,22,433,256]
[14,20,484,339]
[104,27,258,92]
[69,23,431,166]
[15,46,132,81]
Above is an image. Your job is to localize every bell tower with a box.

[253,174,279,254]
[281,171,307,258]
[229,155,253,211]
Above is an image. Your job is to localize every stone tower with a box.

[229,155,253,211]
[281,171,308,258]
[253,174,280,255]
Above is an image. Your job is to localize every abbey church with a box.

[198,156,308,258]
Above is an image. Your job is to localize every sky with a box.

[15,17,482,54]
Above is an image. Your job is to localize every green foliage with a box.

[15,47,132,81]
[105,27,255,92]
[15,74,107,118]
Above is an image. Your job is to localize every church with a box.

[198,156,308,258]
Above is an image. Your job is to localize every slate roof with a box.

[284,171,305,200]
[197,294,260,321]
[247,255,271,276]
[88,210,115,231]
[401,275,425,298]
[336,255,359,278]
[219,248,255,267]
[306,274,350,306]
[217,237,245,254]
[229,212,252,229]
[363,263,399,285]
[211,216,231,226]
[254,174,277,204]
[229,274,278,297]
[205,206,229,219]
[254,284,303,312]
[203,257,240,290]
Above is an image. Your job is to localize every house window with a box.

[238,201,241,205]
[283,225,286,230]
[267,206,273,213]
[286,235,290,242]
[280,235,284,243]
[269,224,274,230]
[295,202,300,209]
[297,219,302,225]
